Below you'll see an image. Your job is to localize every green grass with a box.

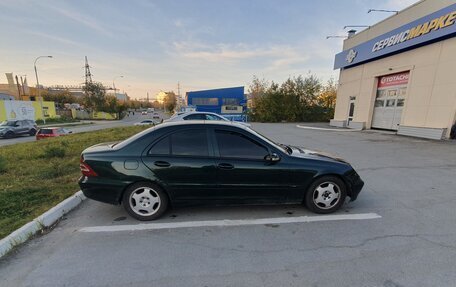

[0,125,148,239]
[36,117,80,125]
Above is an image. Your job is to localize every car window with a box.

[149,136,170,155]
[183,114,205,120]
[38,129,53,135]
[205,114,223,121]
[171,129,208,156]
[215,130,268,160]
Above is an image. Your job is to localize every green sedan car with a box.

[79,121,364,220]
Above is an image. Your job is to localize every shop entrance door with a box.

[372,72,409,131]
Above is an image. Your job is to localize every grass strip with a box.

[0,125,148,239]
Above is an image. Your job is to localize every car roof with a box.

[156,120,247,130]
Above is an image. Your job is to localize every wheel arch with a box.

[302,173,350,203]
[119,180,172,205]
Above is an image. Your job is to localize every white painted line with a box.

[296,125,362,131]
[79,213,381,233]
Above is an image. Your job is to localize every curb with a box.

[296,125,362,131]
[0,191,86,259]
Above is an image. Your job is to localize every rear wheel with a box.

[4,131,14,139]
[122,182,168,221]
[305,176,346,214]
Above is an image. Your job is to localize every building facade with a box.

[186,86,247,121]
[331,0,456,139]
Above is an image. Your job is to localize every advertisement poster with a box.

[3,101,35,120]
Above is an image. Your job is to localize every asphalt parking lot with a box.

[1,123,456,287]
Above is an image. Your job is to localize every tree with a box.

[42,90,80,107]
[164,92,177,112]
[318,78,337,109]
[247,74,336,122]
[83,82,107,112]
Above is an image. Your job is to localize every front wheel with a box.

[122,182,169,221]
[305,176,346,214]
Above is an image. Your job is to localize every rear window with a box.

[38,129,54,135]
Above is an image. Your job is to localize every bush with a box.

[42,146,66,158]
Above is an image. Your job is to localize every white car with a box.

[134,119,157,126]
[165,111,250,126]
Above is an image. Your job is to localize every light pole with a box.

[112,75,124,99]
[34,55,53,124]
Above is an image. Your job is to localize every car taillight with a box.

[80,157,98,177]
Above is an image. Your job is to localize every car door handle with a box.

[154,161,170,167]
[218,163,234,170]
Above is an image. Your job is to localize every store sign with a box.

[3,101,35,120]
[377,72,409,88]
[334,4,456,69]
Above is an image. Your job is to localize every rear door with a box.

[141,127,217,202]
[212,127,292,202]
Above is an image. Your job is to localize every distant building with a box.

[186,86,247,121]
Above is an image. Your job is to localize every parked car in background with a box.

[0,120,38,138]
[79,121,364,221]
[164,111,250,126]
[36,127,72,140]
[134,119,157,126]
[141,111,148,115]
[152,112,160,119]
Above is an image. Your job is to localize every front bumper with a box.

[78,176,128,205]
[345,169,364,201]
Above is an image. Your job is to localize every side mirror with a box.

[265,153,281,163]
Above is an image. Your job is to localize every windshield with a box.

[0,121,16,127]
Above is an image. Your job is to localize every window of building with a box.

[215,130,268,160]
[375,100,384,107]
[222,98,239,105]
[191,98,219,106]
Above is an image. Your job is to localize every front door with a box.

[212,128,291,203]
[142,128,217,201]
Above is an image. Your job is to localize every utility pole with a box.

[177,81,180,97]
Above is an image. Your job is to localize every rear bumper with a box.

[78,176,128,205]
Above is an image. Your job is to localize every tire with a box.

[4,131,14,139]
[29,129,37,136]
[305,176,347,214]
[122,182,169,221]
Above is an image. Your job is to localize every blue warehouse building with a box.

[186,86,247,121]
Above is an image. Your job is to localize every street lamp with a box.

[112,75,124,99]
[34,55,53,124]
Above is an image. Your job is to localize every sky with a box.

[0,0,418,100]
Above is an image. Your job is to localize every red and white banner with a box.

[378,71,409,88]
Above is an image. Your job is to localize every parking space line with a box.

[79,213,381,233]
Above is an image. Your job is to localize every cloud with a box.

[171,41,310,69]
[47,5,114,37]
